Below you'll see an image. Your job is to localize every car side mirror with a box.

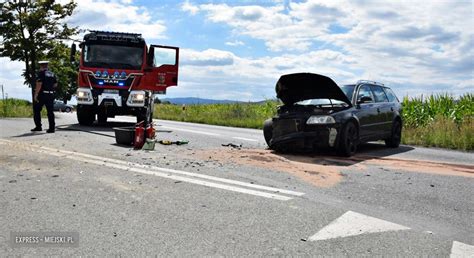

[357,96,373,104]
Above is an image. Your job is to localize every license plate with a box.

[103,89,119,94]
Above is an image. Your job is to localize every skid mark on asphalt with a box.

[194,147,473,189]
[450,241,474,258]
[0,139,303,201]
[308,211,410,241]
[361,157,474,177]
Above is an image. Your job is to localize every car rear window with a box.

[383,87,399,102]
[370,85,389,102]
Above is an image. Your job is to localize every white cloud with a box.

[181,0,200,15]
[189,0,473,97]
[181,49,236,66]
[0,58,32,100]
[2,0,472,102]
[225,40,244,46]
[67,0,166,40]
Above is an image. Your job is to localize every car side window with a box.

[370,85,389,102]
[383,87,399,102]
[357,85,374,103]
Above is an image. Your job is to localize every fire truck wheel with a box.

[77,106,96,126]
[97,111,107,124]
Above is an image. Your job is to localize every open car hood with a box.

[276,73,352,106]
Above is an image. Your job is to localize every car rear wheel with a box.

[385,120,401,148]
[338,122,358,157]
[263,119,273,148]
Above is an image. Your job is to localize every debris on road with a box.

[158,140,189,145]
[142,138,156,151]
[221,143,242,149]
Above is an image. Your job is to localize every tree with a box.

[46,42,80,103]
[0,0,78,104]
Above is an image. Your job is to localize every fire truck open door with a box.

[141,45,179,93]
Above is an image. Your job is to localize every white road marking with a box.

[1,139,302,200]
[450,241,474,258]
[308,211,410,241]
[232,137,259,142]
[161,126,221,136]
[37,144,304,196]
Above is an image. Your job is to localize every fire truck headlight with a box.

[135,93,145,101]
[127,90,146,107]
[77,88,93,105]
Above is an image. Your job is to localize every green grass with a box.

[402,116,473,150]
[154,101,279,129]
[0,98,35,118]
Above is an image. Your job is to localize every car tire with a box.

[65,107,72,113]
[263,119,273,148]
[385,120,401,148]
[338,121,358,157]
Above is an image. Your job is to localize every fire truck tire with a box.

[97,111,107,124]
[77,106,96,126]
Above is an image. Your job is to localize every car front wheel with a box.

[385,120,401,148]
[65,107,72,113]
[263,119,273,148]
[338,121,358,157]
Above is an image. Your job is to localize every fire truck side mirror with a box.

[70,43,77,63]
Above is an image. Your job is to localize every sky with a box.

[0,0,473,102]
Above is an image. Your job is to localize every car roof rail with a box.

[357,80,385,86]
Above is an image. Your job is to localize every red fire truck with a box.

[72,31,179,125]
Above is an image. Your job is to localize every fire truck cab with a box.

[74,31,179,125]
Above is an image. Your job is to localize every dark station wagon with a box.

[263,73,402,156]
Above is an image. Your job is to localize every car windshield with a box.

[340,84,355,101]
[83,44,143,70]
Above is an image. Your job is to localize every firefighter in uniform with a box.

[31,60,57,133]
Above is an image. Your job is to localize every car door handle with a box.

[377,108,380,113]
[391,107,394,111]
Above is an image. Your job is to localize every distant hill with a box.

[159,97,244,105]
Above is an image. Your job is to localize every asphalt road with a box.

[0,113,473,256]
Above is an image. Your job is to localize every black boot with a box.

[46,128,55,133]
[31,127,42,132]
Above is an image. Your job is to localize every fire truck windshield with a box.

[83,44,143,70]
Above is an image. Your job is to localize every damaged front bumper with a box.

[270,120,340,151]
